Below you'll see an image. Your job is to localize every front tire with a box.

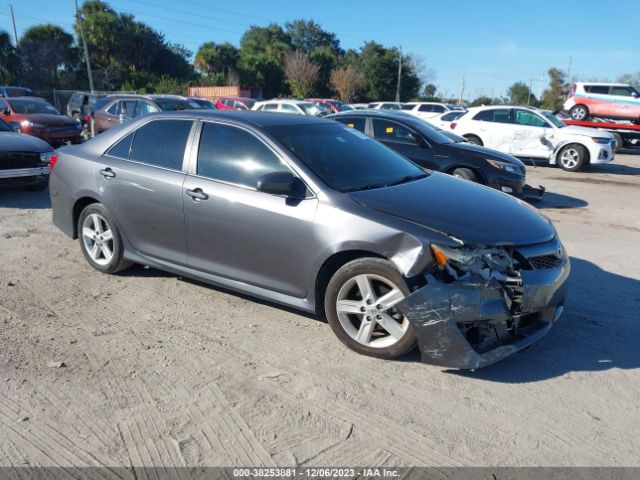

[452,167,479,183]
[77,203,132,274]
[324,258,416,360]
[558,144,587,171]
[569,105,589,121]
[612,133,623,153]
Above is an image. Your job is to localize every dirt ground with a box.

[1,152,639,468]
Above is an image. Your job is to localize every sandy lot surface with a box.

[1,152,639,468]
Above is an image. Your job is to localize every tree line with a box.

[1,0,638,106]
[0,0,421,102]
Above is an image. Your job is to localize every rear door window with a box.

[196,122,287,188]
[418,104,434,112]
[473,109,512,123]
[281,104,299,114]
[333,117,367,133]
[128,120,193,170]
[107,132,135,159]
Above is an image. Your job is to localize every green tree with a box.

[355,42,420,101]
[617,72,640,89]
[471,95,493,107]
[0,30,19,83]
[284,19,341,54]
[309,45,339,97]
[541,67,568,111]
[237,24,292,97]
[507,81,537,105]
[422,83,437,98]
[194,41,239,79]
[19,24,76,89]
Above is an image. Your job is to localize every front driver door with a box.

[370,118,440,170]
[183,121,318,298]
[511,109,553,158]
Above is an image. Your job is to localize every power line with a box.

[124,0,252,29]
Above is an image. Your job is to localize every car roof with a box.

[150,110,333,127]
[5,96,49,103]
[328,109,428,124]
[576,82,630,87]
[465,105,540,112]
[258,99,312,105]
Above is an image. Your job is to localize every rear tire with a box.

[569,105,589,121]
[464,134,483,146]
[558,144,587,171]
[324,258,416,360]
[77,203,132,274]
[452,167,479,183]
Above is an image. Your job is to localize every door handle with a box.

[186,188,208,201]
[99,168,115,179]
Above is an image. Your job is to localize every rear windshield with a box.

[4,87,34,97]
[9,99,59,114]
[154,98,197,111]
[266,123,425,192]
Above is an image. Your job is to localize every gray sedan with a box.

[50,111,570,369]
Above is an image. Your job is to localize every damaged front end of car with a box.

[395,239,570,369]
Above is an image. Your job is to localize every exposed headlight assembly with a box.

[486,159,520,174]
[431,243,515,276]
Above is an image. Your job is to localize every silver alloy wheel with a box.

[572,106,587,120]
[82,213,114,266]
[560,148,580,169]
[336,273,409,348]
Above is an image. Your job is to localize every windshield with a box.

[154,99,196,111]
[0,119,12,132]
[9,99,59,115]
[332,101,352,111]
[299,102,326,116]
[266,123,426,192]
[193,99,215,109]
[540,110,566,128]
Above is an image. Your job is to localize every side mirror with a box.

[256,171,306,198]
[8,121,21,132]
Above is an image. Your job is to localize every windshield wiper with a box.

[385,173,428,187]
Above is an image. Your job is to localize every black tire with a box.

[612,133,623,153]
[324,258,416,360]
[464,134,483,146]
[77,203,132,274]
[451,167,479,183]
[558,144,587,172]
[569,104,589,121]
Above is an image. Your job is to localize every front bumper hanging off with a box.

[395,257,570,370]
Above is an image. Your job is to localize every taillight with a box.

[49,153,58,170]
[450,122,457,129]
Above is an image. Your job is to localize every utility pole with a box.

[442,89,447,102]
[566,56,572,84]
[527,78,533,105]
[538,73,544,100]
[395,47,402,102]
[458,75,465,106]
[9,4,18,47]
[75,0,94,93]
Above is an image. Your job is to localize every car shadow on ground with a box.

[0,186,51,209]
[119,264,323,322]
[584,160,640,176]
[532,191,588,209]
[449,256,640,383]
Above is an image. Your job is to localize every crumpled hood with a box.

[562,125,614,139]
[0,132,52,153]
[348,173,555,246]
[440,141,525,167]
[20,114,78,127]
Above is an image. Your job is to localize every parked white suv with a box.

[451,106,614,171]
[251,99,327,116]
[401,102,465,120]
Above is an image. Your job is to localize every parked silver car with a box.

[50,111,570,369]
